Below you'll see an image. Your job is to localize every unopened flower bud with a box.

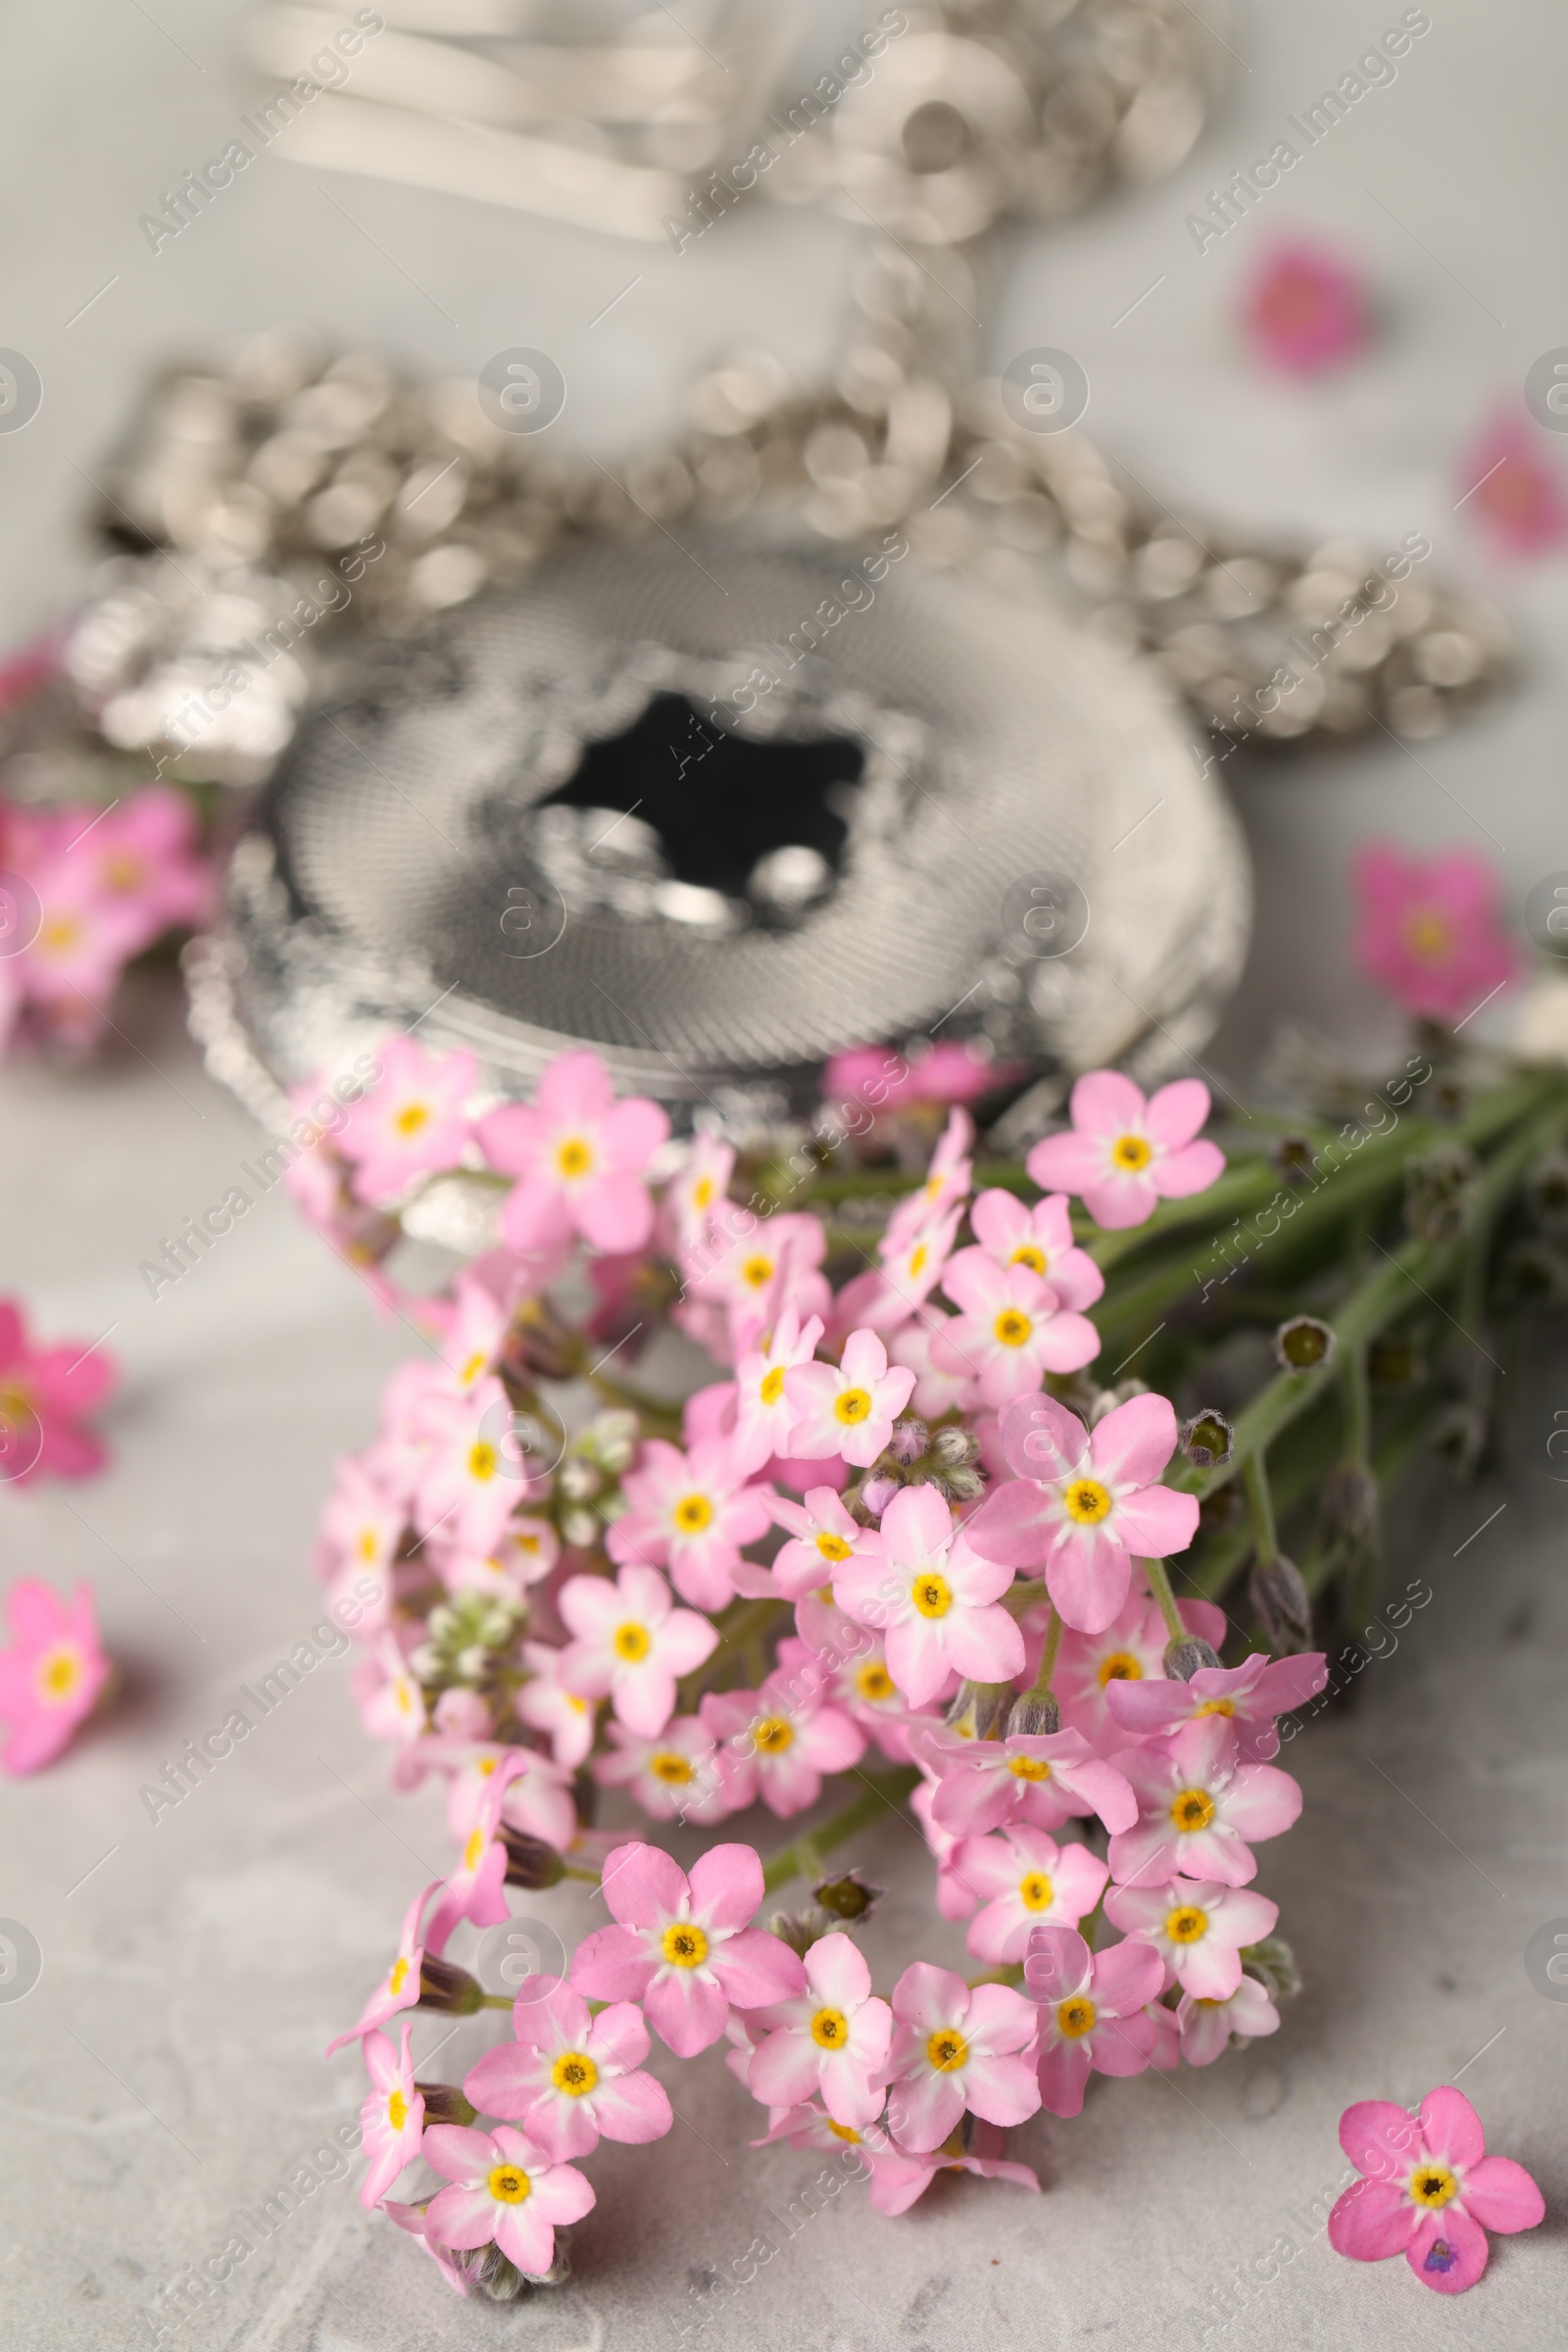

[1273,1135,1316,1186]
[1404,1144,1478,1243]
[1319,1462,1379,1551]
[766,1909,820,1958]
[455,1644,491,1679]
[1239,1934,1301,2003]
[499,1828,564,1890]
[1527,1149,1568,1234]
[408,1642,442,1680]
[945,1680,1009,1740]
[1275,1316,1335,1373]
[934,1463,986,1502]
[1163,1637,1221,1682]
[427,1606,458,1642]
[559,1459,602,1503]
[1250,1554,1312,1653]
[889,1417,929,1464]
[931,1425,980,1468]
[1180,1409,1234,1469]
[561,1507,600,1549]
[860,1476,900,1516]
[812,1870,882,1922]
[416,1955,485,2015]
[1006,1691,1059,1738]
[414,2082,477,2127]
[1088,1378,1147,1426]
[1368,1336,1421,1387]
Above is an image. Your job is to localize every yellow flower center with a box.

[357,1529,379,1561]
[810,2007,850,2048]
[673,1494,713,1533]
[1170,1788,1216,1833]
[650,1751,692,1784]
[993,1308,1033,1348]
[1402,907,1453,963]
[741,1254,774,1290]
[393,1102,430,1137]
[39,915,80,954]
[1008,1755,1052,1781]
[1194,1697,1236,1718]
[1098,1651,1143,1687]
[613,1621,652,1662]
[834,1387,872,1425]
[1019,1873,1054,1912]
[460,1351,487,1385]
[1056,1996,1097,2038]
[755,1715,794,1752]
[551,2051,599,2096]
[1165,1903,1208,1944]
[908,1245,929,1279]
[105,853,143,891]
[468,1441,498,1481]
[693,1176,714,1208]
[759,1367,786,1405]
[827,2121,861,2142]
[1010,1244,1048,1275]
[1409,2164,1458,2209]
[815,1531,852,1562]
[1111,1134,1152,1171]
[1062,1477,1112,1524]
[388,1956,410,1995]
[556,1137,594,1179]
[856,1661,895,1702]
[662,1923,710,1968]
[910,1573,952,1619]
[488,2164,531,2204]
[37,1646,82,1701]
[463,1828,486,1871]
[926,2028,968,2073]
[387,2087,409,2131]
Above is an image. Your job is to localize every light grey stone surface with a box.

[2,3,1567,2345]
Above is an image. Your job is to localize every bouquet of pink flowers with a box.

[294,913,1565,2298]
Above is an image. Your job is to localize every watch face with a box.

[206,529,1248,1127]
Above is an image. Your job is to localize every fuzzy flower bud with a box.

[1250,1554,1312,1653]
[1162,1636,1221,1682]
[415,2082,478,2128]
[415,1955,487,2016]
[1180,1409,1235,1469]
[888,1417,930,1465]
[561,1506,601,1549]
[1275,1316,1335,1373]
[1240,1935,1301,2003]
[499,1828,565,1890]
[1005,1690,1060,1739]
[558,1459,603,1504]
[860,1475,901,1516]
[930,1425,980,1469]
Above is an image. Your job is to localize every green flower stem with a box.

[1175,1092,1568,1510]
[1241,1451,1279,1566]
[1029,1602,1065,1697]
[1141,1554,1188,1647]
[761,1768,920,1894]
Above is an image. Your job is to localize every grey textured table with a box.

[3,3,1568,2345]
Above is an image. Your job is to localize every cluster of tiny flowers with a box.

[0,782,210,1053]
[310,1042,1331,2278]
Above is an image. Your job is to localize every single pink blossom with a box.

[701,1668,865,1818]
[888,1306,976,1422]
[665,1129,736,1250]
[748,1933,893,2128]
[1102,1877,1279,1998]
[947,1827,1110,1964]
[833,1484,1022,1707]
[412,1381,529,1559]
[1027,1072,1224,1231]
[464,1976,672,2160]
[949,1188,1104,1310]
[932,1257,1101,1404]
[1024,1925,1163,2117]
[1107,1717,1301,1888]
[318,1452,406,1586]
[79,783,211,934]
[0,1578,111,1772]
[883,1961,1041,2152]
[1328,2085,1544,2294]
[607,1438,772,1612]
[592,1713,729,1824]
[1242,242,1370,376]
[874,1200,966,1321]
[1103,1647,1328,1760]
[422,2123,594,2278]
[882,1108,974,1252]
[1176,1972,1280,2066]
[919,1724,1138,1841]
[1052,1591,1228,1757]
[571,1840,804,2058]
[765,1485,881,1604]
[7,852,148,1040]
[782,1327,915,1470]
[479,1051,668,1255]
[965,1392,1200,1636]
[514,1642,596,1769]
[1458,412,1568,559]
[557,1562,718,1737]
[339,1035,476,1204]
[0,1298,117,1484]
[427,1753,529,1945]
[1350,842,1519,1027]
[325,1879,449,2055]
[355,1631,428,1745]
[359,2023,424,2207]
[444,1745,575,1858]
[731,1306,825,1474]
